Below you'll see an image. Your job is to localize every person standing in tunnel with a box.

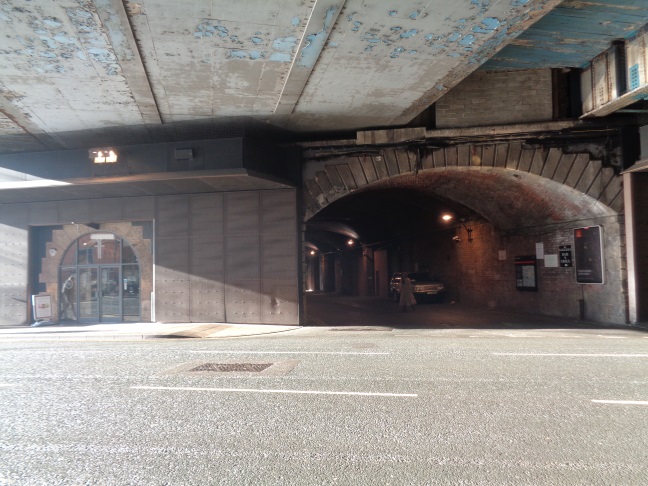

[399,273,416,312]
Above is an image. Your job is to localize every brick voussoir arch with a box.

[303,142,623,223]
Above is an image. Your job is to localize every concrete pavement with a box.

[0,321,300,341]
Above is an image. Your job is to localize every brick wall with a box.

[436,69,554,128]
[411,218,627,325]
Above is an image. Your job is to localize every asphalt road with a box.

[1,324,647,485]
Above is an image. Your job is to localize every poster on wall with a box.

[574,226,604,284]
[31,294,53,320]
[515,256,537,291]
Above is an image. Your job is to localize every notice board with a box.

[515,255,537,291]
[574,226,604,284]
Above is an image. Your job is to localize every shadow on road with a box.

[305,293,645,332]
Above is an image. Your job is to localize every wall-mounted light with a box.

[347,239,355,246]
[458,218,473,243]
[310,250,316,256]
[89,148,118,164]
[442,214,473,243]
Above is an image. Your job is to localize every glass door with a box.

[100,266,121,322]
[78,267,98,321]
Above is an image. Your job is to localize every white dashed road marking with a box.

[189,350,389,355]
[592,400,648,406]
[493,353,648,358]
[132,385,417,398]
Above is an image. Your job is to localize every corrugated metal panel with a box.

[190,194,224,236]
[261,234,297,280]
[58,200,90,224]
[90,198,124,222]
[260,191,296,234]
[627,34,647,90]
[581,66,594,113]
[157,195,190,237]
[151,189,298,325]
[191,236,224,279]
[28,202,59,225]
[225,279,261,324]
[190,276,225,322]
[261,280,299,325]
[226,235,260,279]
[592,54,609,109]
[225,193,259,235]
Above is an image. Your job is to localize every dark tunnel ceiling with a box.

[305,168,618,251]
[306,187,474,251]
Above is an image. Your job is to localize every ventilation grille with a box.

[189,363,272,373]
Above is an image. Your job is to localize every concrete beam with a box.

[274,0,347,117]
[94,0,162,125]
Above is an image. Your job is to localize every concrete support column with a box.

[623,172,638,323]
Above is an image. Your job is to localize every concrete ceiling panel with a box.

[0,0,645,153]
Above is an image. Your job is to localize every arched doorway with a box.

[59,232,140,323]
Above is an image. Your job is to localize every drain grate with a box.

[189,363,273,373]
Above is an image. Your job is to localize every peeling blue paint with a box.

[448,32,461,42]
[409,11,421,20]
[458,19,467,23]
[391,26,402,32]
[425,33,434,40]
[408,50,417,55]
[347,13,363,32]
[251,36,263,44]
[482,17,501,30]
[388,10,397,17]
[39,51,56,58]
[0,12,11,22]
[291,16,300,26]
[473,17,501,34]
[400,29,418,39]
[436,84,445,91]
[512,0,529,5]
[273,37,297,51]
[298,6,337,68]
[448,52,461,57]
[228,49,263,60]
[39,37,57,49]
[43,18,62,28]
[328,41,338,47]
[459,34,475,46]
[390,46,405,58]
[269,52,291,62]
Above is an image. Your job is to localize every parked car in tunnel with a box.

[389,272,446,303]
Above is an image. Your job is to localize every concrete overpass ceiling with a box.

[0,0,565,154]
[0,0,645,154]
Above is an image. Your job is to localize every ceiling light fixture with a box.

[89,148,118,164]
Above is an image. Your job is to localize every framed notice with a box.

[515,255,537,291]
[574,226,604,284]
[32,294,53,320]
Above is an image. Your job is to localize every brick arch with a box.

[303,142,622,227]
[39,222,153,322]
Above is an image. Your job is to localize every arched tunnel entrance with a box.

[304,165,626,325]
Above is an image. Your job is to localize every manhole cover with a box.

[189,363,273,373]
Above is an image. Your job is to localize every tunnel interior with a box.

[304,168,625,324]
